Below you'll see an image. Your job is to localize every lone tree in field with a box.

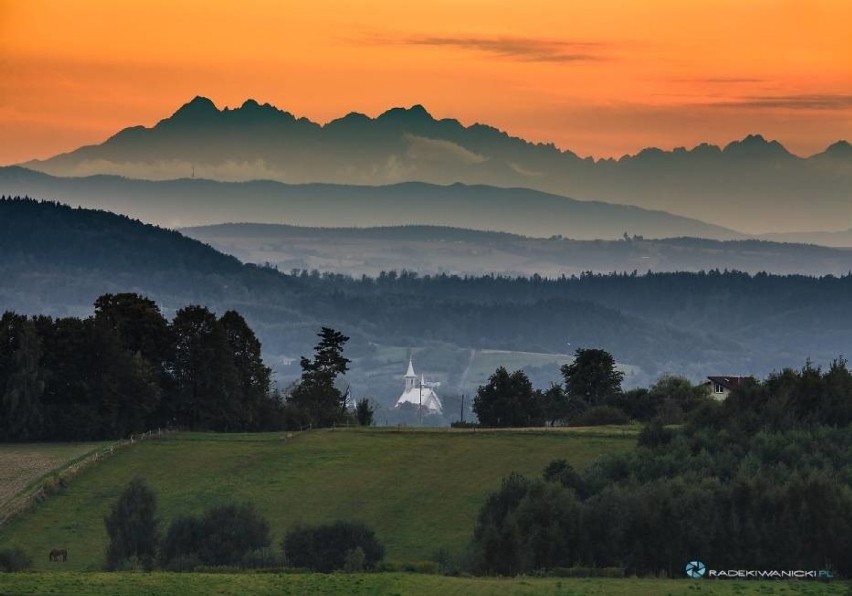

[288,327,350,427]
[355,398,374,426]
[561,348,623,407]
[473,367,542,427]
[104,477,159,570]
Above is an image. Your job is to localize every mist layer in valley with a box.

[182,223,852,277]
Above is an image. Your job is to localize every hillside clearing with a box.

[0,428,633,571]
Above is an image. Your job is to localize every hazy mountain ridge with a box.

[0,166,742,240]
[759,228,852,248]
[22,97,852,233]
[181,222,852,277]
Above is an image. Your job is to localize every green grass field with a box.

[0,428,633,571]
[0,572,847,595]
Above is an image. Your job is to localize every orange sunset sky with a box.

[1,0,850,164]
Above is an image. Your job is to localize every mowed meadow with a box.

[0,571,848,595]
[0,428,635,571]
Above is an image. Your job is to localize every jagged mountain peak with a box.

[172,95,219,117]
[377,104,435,123]
[823,140,852,155]
[722,133,792,158]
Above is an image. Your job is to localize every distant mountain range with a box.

[21,97,852,234]
[182,223,852,277]
[0,166,742,240]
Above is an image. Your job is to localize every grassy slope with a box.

[0,428,633,571]
[0,572,847,595]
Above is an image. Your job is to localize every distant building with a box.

[705,376,749,400]
[394,359,442,413]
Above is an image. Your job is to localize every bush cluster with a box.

[0,546,32,572]
[105,479,384,573]
[159,503,271,569]
[282,521,385,572]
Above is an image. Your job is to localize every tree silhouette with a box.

[287,327,350,427]
[561,348,623,407]
[104,477,159,570]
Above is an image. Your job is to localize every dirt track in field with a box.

[0,444,100,507]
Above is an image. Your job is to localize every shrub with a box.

[159,502,271,568]
[543,459,586,498]
[355,399,374,427]
[569,405,629,426]
[104,477,159,571]
[637,420,674,448]
[162,553,203,572]
[402,560,440,574]
[0,546,32,572]
[432,546,457,575]
[158,514,204,569]
[242,547,284,569]
[197,503,271,566]
[282,520,384,572]
[343,546,366,572]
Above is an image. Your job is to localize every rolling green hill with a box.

[0,429,635,571]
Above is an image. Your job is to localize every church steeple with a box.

[404,358,416,392]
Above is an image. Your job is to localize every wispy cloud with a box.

[707,94,852,110]
[674,76,767,84]
[382,35,609,63]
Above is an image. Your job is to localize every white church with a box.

[394,358,443,414]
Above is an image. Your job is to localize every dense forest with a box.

[470,360,852,577]
[2,197,851,402]
[0,294,276,441]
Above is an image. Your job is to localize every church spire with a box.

[404,358,416,392]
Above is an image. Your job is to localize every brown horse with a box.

[48,548,67,562]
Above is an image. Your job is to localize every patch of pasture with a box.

[0,428,633,571]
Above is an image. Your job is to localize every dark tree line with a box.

[470,360,852,577]
[472,348,707,427]
[0,293,275,441]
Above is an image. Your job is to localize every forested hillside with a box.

[1,198,850,405]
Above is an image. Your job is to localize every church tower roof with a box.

[405,358,416,378]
